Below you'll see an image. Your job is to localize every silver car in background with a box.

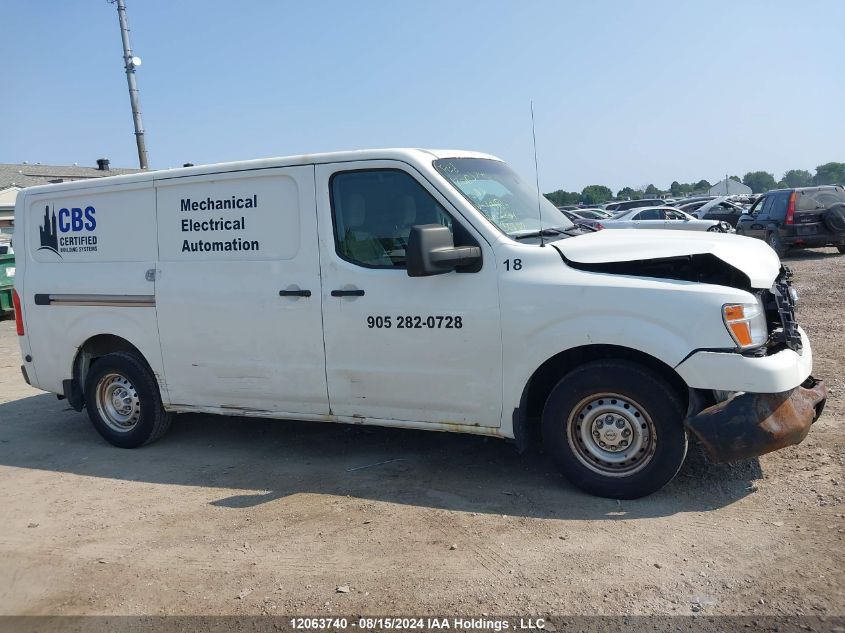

[602,206,733,232]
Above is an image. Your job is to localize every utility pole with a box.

[111,0,148,169]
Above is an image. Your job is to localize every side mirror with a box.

[406,224,481,277]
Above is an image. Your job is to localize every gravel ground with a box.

[0,247,842,618]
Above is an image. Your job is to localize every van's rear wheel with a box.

[84,351,172,448]
[542,360,688,499]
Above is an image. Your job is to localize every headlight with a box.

[722,301,768,350]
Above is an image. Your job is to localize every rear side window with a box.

[768,192,790,221]
[330,169,453,269]
[796,188,845,211]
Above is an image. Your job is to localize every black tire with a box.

[84,351,172,448]
[766,231,788,258]
[541,360,688,499]
[837,245,845,254]
[822,204,845,233]
[707,225,721,232]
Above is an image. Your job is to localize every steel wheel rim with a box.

[95,372,141,432]
[566,392,656,477]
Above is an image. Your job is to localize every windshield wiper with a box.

[511,227,572,240]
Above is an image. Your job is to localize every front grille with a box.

[762,266,802,353]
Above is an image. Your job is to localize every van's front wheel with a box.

[85,352,172,448]
[542,360,687,499]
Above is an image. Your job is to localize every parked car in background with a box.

[0,238,14,317]
[559,209,604,230]
[673,196,715,209]
[685,197,747,227]
[676,200,710,215]
[736,186,845,256]
[573,208,611,220]
[603,206,732,232]
[604,198,667,213]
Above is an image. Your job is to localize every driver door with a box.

[315,162,503,428]
[741,196,772,239]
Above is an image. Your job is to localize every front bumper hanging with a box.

[685,376,827,463]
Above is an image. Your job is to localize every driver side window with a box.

[330,169,453,269]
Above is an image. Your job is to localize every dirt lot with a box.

[0,248,843,619]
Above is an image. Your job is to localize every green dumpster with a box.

[0,250,14,316]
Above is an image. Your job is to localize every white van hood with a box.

[557,230,780,289]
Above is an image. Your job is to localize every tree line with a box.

[544,161,845,206]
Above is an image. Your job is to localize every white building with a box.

[707,178,751,196]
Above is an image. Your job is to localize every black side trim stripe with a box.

[33,294,155,307]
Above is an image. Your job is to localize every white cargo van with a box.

[12,149,827,498]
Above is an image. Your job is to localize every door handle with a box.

[279,289,311,297]
[331,289,365,297]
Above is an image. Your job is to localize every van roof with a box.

[20,148,500,196]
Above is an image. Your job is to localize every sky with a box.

[2,0,844,193]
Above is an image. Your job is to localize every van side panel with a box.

[21,182,165,396]
[153,167,329,415]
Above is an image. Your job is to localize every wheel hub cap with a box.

[96,373,141,432]
[567,393,657,477]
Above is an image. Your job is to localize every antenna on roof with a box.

[530,101,545,247]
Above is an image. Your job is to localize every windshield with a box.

[433,158,574,237]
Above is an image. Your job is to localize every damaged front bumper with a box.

[685,376,827,463]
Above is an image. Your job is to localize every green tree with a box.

[729,175,741,183]
[694,179,711,191]
[813,162,845,185]
[616,186,636,199]
[669,181,682,197]
[644,184,660,196]
[742,171,777,193]
[580,185,613,204]
[781,169,813,188]
[544,190,580,206]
